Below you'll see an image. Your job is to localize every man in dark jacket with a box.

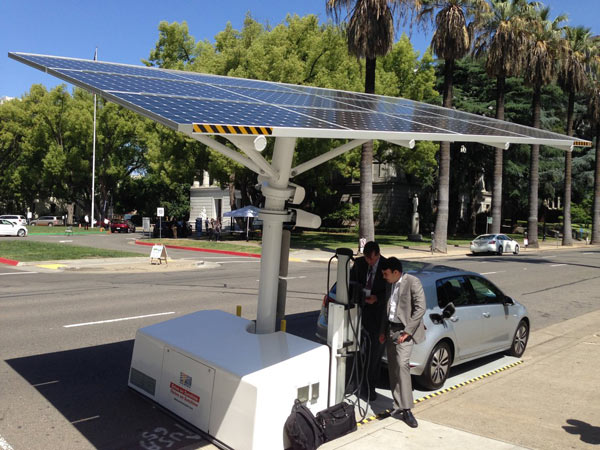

[350,241,387,400]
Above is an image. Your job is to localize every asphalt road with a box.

[1,233,599,449]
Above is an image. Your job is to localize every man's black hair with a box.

[381,256,403,273]
[363,241,380,257]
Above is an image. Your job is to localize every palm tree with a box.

[472,0,532,235]
[521,5,566,248]
[557,26,595,246]
[417,0,488,252]
[326,0,396,242]
[589,79,600,244]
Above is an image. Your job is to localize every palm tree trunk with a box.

[562,91,575,246]
[359,57,377,242]
[491,76,506,234]
[433,59,455,253]
[592,125,600,244]
[527,84,542,248]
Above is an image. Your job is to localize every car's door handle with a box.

[450,316,459,322]
[482,312,490,318]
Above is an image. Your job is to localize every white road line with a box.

[545,255,557,258]
[59,240,73,243]
[0,434,14,450]
[32,380,60,387]
[481,271,505,275]
[583,252,595,255]
[280,276,307,280]
[71,415,100,424]
[0,272,37,276]
[63,311,175,328]
[551,264,567,267]
[216,259,261,263]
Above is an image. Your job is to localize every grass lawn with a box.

[0,240,142,262]
[143,238,262,254]
[27,225,106,235]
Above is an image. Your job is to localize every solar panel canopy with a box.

[8,52,591,150]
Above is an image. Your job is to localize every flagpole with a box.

[90,48,97,229]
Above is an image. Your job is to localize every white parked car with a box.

[0,219,28,237]
[0,215,26,226]
[470,234,520,255]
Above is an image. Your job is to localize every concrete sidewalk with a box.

[321,308,600,450]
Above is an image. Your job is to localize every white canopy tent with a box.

[224,205,260,240]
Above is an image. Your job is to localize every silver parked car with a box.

[30,215,61,226]
[316,262,529,390]
[0,219,28,237]
[470,233,520,255]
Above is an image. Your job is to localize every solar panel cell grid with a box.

[8,52,589,148]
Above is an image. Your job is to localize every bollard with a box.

[236,305,242,317]
[280,319,287,333]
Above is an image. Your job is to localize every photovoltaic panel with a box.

[8,52,591,149]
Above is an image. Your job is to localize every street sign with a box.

[157,207,164,217]
[487,217,493,224]
[150,244,168,264]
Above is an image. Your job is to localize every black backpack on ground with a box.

[284,399,325,450]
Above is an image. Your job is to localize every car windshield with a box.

[475,235,495,240]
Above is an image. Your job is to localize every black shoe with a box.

[400,409,418,428]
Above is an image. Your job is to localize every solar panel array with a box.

[8,52,590,148]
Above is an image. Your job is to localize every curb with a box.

[0,257,19,266]
[134,240,261,258]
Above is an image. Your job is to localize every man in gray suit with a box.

[379,257,426,428]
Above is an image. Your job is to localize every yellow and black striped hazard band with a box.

[192,123,273,135]
[573,140,592,147]
[357,360,523,427]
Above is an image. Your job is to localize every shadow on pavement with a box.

[562,419,600,445]
[5,341,209,450]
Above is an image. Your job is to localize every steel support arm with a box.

[290,139,367,177]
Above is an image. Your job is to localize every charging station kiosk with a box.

[129,310,329,450]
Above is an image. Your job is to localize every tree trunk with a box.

[562,91,575,246]
[491,76,506,234]
[527,85,542,248]
[433,59,454,253]
[592,125,600,244]
[359,57,376,242]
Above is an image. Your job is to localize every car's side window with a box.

[467,276,503,304]
[436,276,471,308]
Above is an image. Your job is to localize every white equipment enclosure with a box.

[9,52,591,450]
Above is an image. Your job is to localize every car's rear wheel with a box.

[17,229,26,237]
[48,223,53,227]
[513,245,520,255]
[497,245,503,255]
[508,320,529,357]
[417,341,452,390]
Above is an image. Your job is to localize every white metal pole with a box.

[90,48,98,228]
[255,137,296,334]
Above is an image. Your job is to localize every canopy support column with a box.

[256,137,296,334]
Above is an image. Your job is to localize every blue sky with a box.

[2,0,599,99]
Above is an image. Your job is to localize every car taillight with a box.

[489,240,496,244]
[322,295,333,307]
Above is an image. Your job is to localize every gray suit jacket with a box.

[381,273,426,344]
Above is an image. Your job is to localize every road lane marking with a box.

[0,271,37,276]
[280,275,307,280]
[0,434,14,450]
[551,264,567,267]
[71,415,100,424]
[480,271,505,275]
[32,380,60,387]
[36,264,66,270]
[583,252,595,255]
[63,311,175,328]
[59,240,73,243]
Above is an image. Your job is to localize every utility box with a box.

[129,310,329,450]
